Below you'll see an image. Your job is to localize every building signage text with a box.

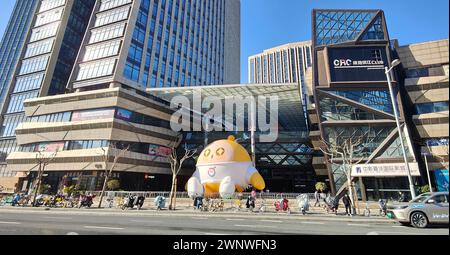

[351,163,421,177]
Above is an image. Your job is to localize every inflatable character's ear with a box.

[228,135,236,142]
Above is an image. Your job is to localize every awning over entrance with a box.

[148,83,308,132]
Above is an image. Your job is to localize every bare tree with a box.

[320,129,370,215]
[97,142,130,208]
[166,143,196,210]
[31,150,58,206]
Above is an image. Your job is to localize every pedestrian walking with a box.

[251,189,257,199]
[398,192,407,203]
[342,193,352,216]
[314,190,320,207]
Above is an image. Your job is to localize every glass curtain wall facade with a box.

[311,10,420,200]
[69,0,240,92]
[0,0,95,178]
[0,0,240,191]
[0,0,39,112]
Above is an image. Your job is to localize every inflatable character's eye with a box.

[216,147,225,156]
[204,149,211,157]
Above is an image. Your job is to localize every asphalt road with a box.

[0,209,448,235]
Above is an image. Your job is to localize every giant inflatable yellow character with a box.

[187,135,266,198]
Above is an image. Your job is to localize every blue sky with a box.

[0,0,448,83]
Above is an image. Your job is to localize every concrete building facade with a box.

[397,39,449,191]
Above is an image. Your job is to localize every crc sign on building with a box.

[352,163,421,177]
[328,46,389,82]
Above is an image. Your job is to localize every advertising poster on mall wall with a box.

[36,142,65,152]
[351,162,421,177]
[71,109,115,121]
[148,145,172,156]
[434,170,449,191]
[328,46,389,82]
[116,108,132,121]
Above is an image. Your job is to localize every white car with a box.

[388,192,449,228]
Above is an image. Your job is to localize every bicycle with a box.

[232,199,243,212]
[116,197,125,209]
[256,199,267,213]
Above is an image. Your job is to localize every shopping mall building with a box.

[0,4,447,199]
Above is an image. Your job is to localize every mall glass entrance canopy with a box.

[148,83,308,132]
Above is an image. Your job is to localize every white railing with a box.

[84,191,316,200]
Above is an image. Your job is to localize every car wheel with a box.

[411,212,428,228]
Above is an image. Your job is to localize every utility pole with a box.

[423,153,433,193]
[385,60,416,199]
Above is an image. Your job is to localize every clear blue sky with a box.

[0,0,448,83]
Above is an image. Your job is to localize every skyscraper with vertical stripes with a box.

[248,41,313,129]
[0,0,96,183]
[68,0,240,92]
[0,0,39,115]
[0,0,241,192]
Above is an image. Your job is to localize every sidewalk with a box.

[0,205,395,224]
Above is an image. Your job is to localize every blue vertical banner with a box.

[434,170,449,192]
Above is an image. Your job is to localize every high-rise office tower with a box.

[248,41,313,129]
[248,41,312,85]
[0,0,40,111]
[69,0,240,92]
[0,0,241,192]
[0,0,96,183]
[0,0,40,181]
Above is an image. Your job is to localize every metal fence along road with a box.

[84,191,317,200]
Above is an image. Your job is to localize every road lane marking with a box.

[205,232,227,235]
[84,226,124,230]
[234,224,276,229]
[392,226,408,228]
[300,221,325,225]
[43,217,73,220]
[191,217,209,220]
[348,223,371,227]
[372,231,426,235]
[130,220,161,223]
[367,231,379,235]
[0,221,21,225]
[260,220,283,223]
[226,218,245,221]
[66,232,79,235]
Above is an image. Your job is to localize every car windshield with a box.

[410,193,432,203]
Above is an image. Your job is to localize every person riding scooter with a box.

[134,195,145,210]
[11,193,21,206]
[79,193,95,208]
[122,195,137,210]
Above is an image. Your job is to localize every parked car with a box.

[388,192,449,228]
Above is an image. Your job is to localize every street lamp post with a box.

[385,59,417,199]
[422,153,433,193]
